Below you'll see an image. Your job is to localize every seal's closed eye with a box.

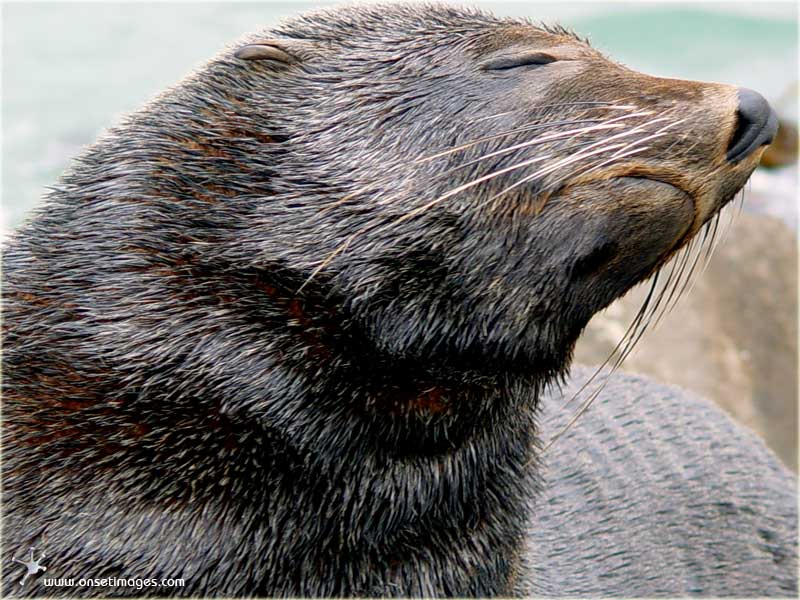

[235,43,297,63]
[481,52,557,71]
[234,38,320,64]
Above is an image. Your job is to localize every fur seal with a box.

[2,3,796,597]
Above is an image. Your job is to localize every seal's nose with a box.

[726,88,779,163]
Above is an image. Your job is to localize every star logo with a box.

[12,547,47,587]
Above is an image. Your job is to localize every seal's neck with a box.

[244,363,540,596]
[167,266,544,596]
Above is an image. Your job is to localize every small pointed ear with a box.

[234,38,318,64]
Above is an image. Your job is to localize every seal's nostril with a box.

[726,88,779,163]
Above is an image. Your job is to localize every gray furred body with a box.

[517,366,798,597]
[2,3,797,597]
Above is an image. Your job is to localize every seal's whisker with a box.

[526,145,655,213]
[698,210,722,267]
[470,101,628,124]
[543,271,662,451]
[436,121,615,174]
[322,120,641,217]
[551,188,703,443]
[675,209,726,307]
[601,261,679,383]
[404,114,661,222]
[541,114,680,174]
[330,112,660,225]
[655,213,720,323]
[308,133,625,282]
[639,241,693,332]
[650,236,701,329]
[309,113,679,292]
[660,124,694,156]
[722,197,739,242]
[502,121,675,210]
[404,119,650,219]
[478,119,674,210]
[394,155,556,224]
[667,204,738,317]
[414,111,653,163]
[414,120,608,164]
[415,110,653,165]
[539,118,685,205]
[618,117,687,150]
[558,264,669,412]
[480,142,633,214]
[321,123,597,214]
[623,243,693,359]
[599,116,687,162]
[551,138,664,191]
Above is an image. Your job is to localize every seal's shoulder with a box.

[518,366,798,597]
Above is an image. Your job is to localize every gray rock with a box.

[575,210,798,471]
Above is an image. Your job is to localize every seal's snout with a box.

[726,88,779,163]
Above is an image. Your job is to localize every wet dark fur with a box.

[0,3,782,597]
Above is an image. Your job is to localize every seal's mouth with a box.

[609,175,696,224]
[618,173,696,218]
[610,175,694,203]
[612,175,692,198]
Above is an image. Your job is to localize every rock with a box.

[760,118,798,169]
[746,164,798,232]
[575,210,798,471]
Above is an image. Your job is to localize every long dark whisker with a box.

[545,157,718,450]
[651,210,721,327]
[637,240,694,332]
[543,244,689,456]
[612,240,698,375]
[722,194,741,243]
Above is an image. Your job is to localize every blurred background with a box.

[2,1,798,469]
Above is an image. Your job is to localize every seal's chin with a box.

[608,175,696,262]
[610,175,695,216]
[544,174,695,309]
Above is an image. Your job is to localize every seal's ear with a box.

[234,39,317,64]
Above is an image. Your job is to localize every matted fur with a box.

[2,3,795,597]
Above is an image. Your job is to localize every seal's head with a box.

[213,5,776,376]
[38,3,773,388]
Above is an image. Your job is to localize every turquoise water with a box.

[2,2,797,231]
[573,6,797,102]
